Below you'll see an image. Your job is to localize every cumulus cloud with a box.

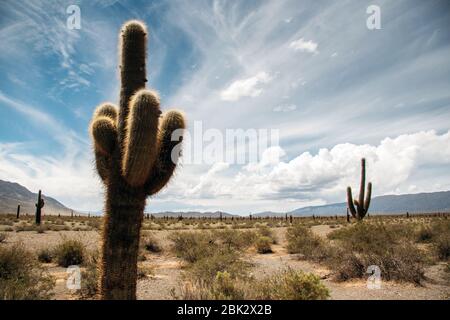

[184,130,450,206]
[220,72,272,101]
[289,38,318,54]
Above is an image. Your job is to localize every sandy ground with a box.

[2,225,449,300]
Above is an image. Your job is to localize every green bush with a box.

[255,236,273,254]
[0,244,55,299]
[54,239,85,267]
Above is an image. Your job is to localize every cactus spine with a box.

[347,158,372,220]
[89,21,186,300]
[35,190,44,225]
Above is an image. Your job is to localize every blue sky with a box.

[0,0,450,214]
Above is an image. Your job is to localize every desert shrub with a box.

[142,234,162,253]
[188,249,251,284]
[211,229,256,251]
[416,226,434,242]
[255,236,273,254]
[209,271,245,299]
[54,239,85,267]
[435,233,450,261]
[331,242,425,284]
[37,248,53,263]
[0,233,6,243]
[256,225,277,244]
[327,222,396,255]
[286,225,329,261]
[0,244,55,299]
[79,251,99,299]
[169,231,216,263]
[251,268,329,300]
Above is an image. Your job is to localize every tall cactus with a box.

[347,158,372,220]
[16,204,20,219]
[89,20,186,300]
[35,190,44,225]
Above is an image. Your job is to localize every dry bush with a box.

[435,233,450,261]
[327,223,426,284]
[170,230,252,289]
[286,224,329,261]
[176,268,329,300]
[169,231,216,263]
[187,248,251,285]
[255,236,273,254]
[0,244,55,299]
[54,239,85,267]
[0,233,6,243]
[37,248,53,263]
[327,222,398,255]
[211,229,256,251]
[79,251,99,299]
[331,243,425,284]
[256,225,277,244]
[142,234,162,253]
[250,268,329,300]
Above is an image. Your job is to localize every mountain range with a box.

[1,179,449,217]
[0,179,75,216]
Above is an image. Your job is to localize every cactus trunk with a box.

[90,21,185,300]
[346,158,372,220]
[16,204,20,219]
[35,190,44,225]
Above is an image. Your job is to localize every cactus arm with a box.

[347,186,357,218]
[121,90,161,187]
[118,21,147,149]
[364,182,372,212]
[145,110,185,195]
[91,104,119,182]
[94,103,118,123]
[358,158,366,212]
[91,117,117,156]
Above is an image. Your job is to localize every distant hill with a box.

[0,179,76,216]
[148,211,236,218]
[254,190,450,217]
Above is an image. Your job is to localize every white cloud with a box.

[273,104,297,112]
[289,38,318,54]
[220,71,272,101]
[181,130,450,208]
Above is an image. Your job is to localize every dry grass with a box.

[0,244,55,299]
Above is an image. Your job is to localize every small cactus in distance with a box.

[89,20,185,300]
[16,204,20,219]
[35,190,44,225]
[347,158,372,220]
